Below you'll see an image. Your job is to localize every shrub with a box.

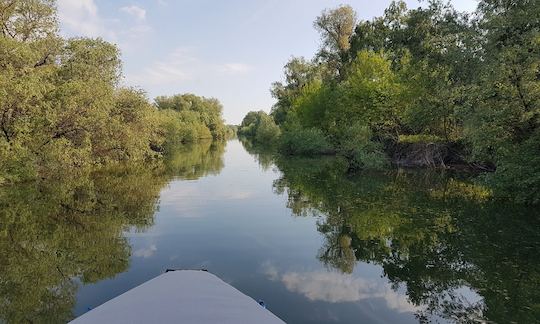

[485,131,540,204]
[278,128,333,156]
[339,123,388,170]
[255,114,281,144]
[238,123,256,137]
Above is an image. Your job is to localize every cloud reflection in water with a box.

[262,262,418,313]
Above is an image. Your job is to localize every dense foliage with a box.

[241,0,540,203]
[0,0,227,184]
[237,110,281,144]
[155,94,227,141]
[278,128,332,156]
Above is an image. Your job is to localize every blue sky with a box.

[58,0,478,124]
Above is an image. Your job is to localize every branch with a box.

[34,53,50,68]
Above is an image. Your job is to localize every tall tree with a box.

[465,0,540,203]
[314,5,357,78]
[270,57,324,125]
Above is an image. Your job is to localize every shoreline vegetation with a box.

[0,1,234,185]
[238,0,539,205]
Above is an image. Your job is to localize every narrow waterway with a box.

[1,140,538,323]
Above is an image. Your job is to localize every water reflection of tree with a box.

[239,138,276,171]
[0,141,226,323]
[272,156,540,323]
[165,140,226,179]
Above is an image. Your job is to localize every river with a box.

[0,139,538,323]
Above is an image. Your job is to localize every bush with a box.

[485,131,540,204]
[278,128,333,156]
[338,123,388,170]
[238,123,256,137]
[255,114,281,144]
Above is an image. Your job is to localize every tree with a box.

[270,57,325,125]
[465,0,540,203]
[349,1,407,62]
[0,0,58,41]
[155,94,227,140]
[0,0,61,182]
[314,5,357,78]
[238,110,280,144]
[255,113,281,144]
[0,0,228,184]
[338,50,402,138]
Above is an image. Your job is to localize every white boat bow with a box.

[70,270,285,324]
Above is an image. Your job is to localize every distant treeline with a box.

[239,0,539,204]
[0,0,233,184]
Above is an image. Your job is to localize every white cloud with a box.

[126,47,253,88]
[127,47,196,86]
[58,0,152,50]
[219,63,253,74]
[57,0,114,39]
[133,244,157,258]
[121,5,147,21]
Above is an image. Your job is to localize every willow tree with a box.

[0,0,176,183]
[0,0,61,182]
[314,5,357,78]
[155,94,227,140]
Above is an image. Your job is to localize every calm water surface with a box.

[1,140,538,323]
